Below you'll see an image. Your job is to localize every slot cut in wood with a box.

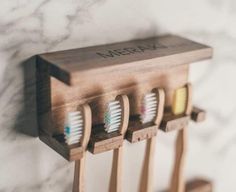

[126,89,165,143]
[160,105,206,132]
[160,114,190,132]
[40,132,84,161]
[89,95,129,154]
[126,117,157,143]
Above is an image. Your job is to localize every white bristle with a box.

[104,100,122,133]
[140,92,158,124]
[64,111,83,145]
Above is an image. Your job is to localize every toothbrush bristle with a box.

[64,111,83,145]
[140,92,157,124]
[104,100,121,133]
[172,87,187,115]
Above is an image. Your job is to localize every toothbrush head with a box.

[104,100,122,133]
[172,84,192,115]
[172,87,188,115]
[64,111,83,145]
[140,92,158,124]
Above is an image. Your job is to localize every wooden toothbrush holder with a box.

[36,34,212,160]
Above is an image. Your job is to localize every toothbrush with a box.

[105,95,129,192]
[139,88,165,192]
[169,84,192,192]
[64,104,92,192]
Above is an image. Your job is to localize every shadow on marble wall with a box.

[14,56,39,137]
[135,21,160,39]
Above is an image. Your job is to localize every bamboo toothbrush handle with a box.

[73,104,91,192]
[139,136,156,192]
[109,147,123,192]
[108,94,129,192]
[170,83,192,192]
[169,128,187,192]
[73,155,86,192]
[138,88,165,192]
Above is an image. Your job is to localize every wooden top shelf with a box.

[37,35,212,85]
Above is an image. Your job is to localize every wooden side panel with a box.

[36,57,54,135]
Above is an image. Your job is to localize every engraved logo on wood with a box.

[96,43,167,58]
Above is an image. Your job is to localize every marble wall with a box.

[0,0,235,191]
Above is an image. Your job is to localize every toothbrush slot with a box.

[126,88,165,143]
[89,95,129,154]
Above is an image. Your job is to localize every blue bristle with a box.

[65,127,70,134]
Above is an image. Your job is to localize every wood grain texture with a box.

[160,115,190,132]
[116,95,130,135]
[170,128,188,192]
[37,35,212,85]
[39,131,84,161]
[49,64,189,134]
[185,84,193,115]
[160,105,205,132]
[73,155,86,192]
[109,147,124,192]
[37,35,212,137]
[36,58,53,135]
[153,88,165,126]
[88,131,123,154]
[126,120,157,143]
[170,84,192,192]
[139,137,156,192]
[80,104,92,149]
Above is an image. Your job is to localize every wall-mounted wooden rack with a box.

[35,34,213,192]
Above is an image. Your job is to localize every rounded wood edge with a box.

[115,95,130,136]
[78,104,92,150]
[185,83,193,115]
[152,88,165,126]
